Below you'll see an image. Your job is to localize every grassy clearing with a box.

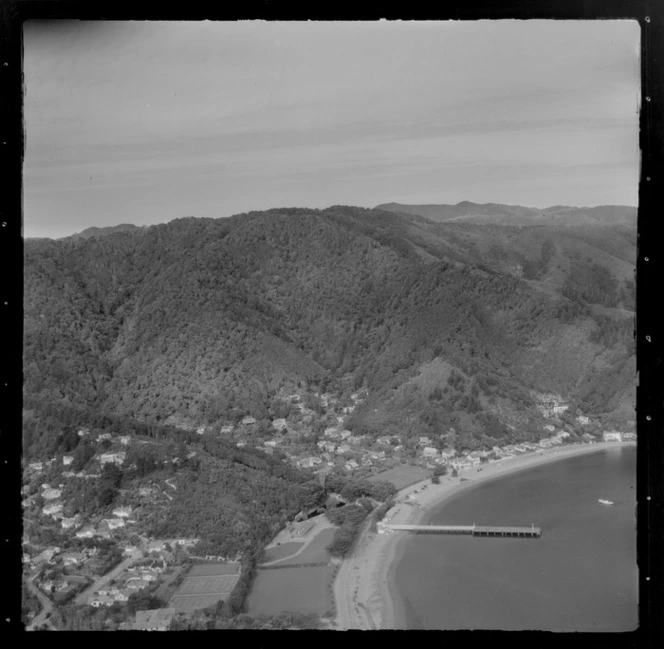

[368,464,430,490]
[270,528,336,566]
[246,565,335,618]
[262,541,305,564]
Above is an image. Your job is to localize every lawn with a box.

[262,541,305,564]
[246,565,335,618]
[368,464,430,490]
[274,528,336,565]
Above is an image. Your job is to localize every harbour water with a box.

[391,446,637,631]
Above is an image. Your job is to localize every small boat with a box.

[598,499,614,505]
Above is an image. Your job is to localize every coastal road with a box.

[74,549,143,605]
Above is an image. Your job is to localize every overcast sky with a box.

[23,20,640,239]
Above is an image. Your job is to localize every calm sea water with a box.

[391,447,637,631]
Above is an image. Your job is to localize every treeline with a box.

[325,501,375,558]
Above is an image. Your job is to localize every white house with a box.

[28,462,43,472]
[345,460,359,471]
[99,452,126,466]
[43,502,63,517]
[76,527,96,539]
[241,416,257,426]
[96,433,112,442]
[119,436,132,445]
[61,516,80,530]
[62,455,74,466]
[113,506,133,518]
[419,436,433,447]
[103,518,126,530]
[422,447,439,458]
[272,418,288,431]
[219,425,234,435]
[339,430,352,440]
[336,444,351,454]
[576,416,590,426]
[42,487,62,500]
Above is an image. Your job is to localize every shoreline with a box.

[332,441,635,630]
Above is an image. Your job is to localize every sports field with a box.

[169,563,241,613]
[246,565,335,617]
[367,464,430,490]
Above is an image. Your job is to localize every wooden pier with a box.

[380,523,541,538]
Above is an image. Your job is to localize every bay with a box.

[391,446,638,631]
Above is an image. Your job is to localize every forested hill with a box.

[24,204,635,452]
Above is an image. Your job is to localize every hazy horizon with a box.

[23,20,640,239]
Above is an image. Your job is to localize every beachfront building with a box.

[602,431,623,442]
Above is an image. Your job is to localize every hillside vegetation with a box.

[24,204,635,449]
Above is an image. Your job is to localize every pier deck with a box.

[381,523,541,538]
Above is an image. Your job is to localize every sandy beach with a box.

[332,441,634,630]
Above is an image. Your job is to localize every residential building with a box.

[603,431,623,442]
[77,428,91,437]
[323,427,340,438]
[623,432,637,441]
[265,440,278,448]
[96,433,112,442]
[376,436,392,446]
[119,436,132,445]
[61,516,80,530]
[336,444,351,454]
[339,430,352,440]
[422,447,439,458]
[102,518,126,530]
[345,460,359,471]
[219,425,234,435]
[42,486,62,500]
[272,418,288,431]
[241,416,257,426]
[113,506,133,518]
[62,455,74,466]
[28,462,43,472]
[369,450,386,460]
[99,452,126,466]
[576,416,590,425]
[539,439,553,448]
[419,436,433,447]
[76,527,96,539]
[43,502,63,517]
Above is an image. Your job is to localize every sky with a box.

[23,20,640,239]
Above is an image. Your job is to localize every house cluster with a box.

[535,394,570,419]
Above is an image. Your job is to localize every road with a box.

[25,573,57,631]
[74,549,143,605]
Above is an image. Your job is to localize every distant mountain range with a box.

[24,203,635,457]
[375,201,637,227]
[67,223,145,240]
